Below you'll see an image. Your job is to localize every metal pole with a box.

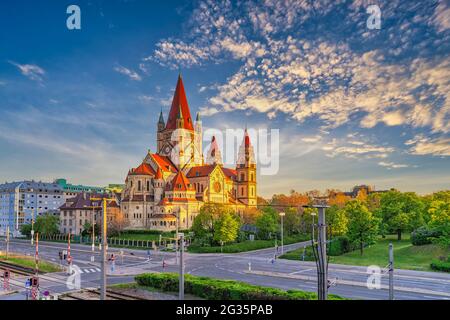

[179,233,184,300]
[389,243,394,300]
[6,226,9,260]
[35,232,39,275]
[101,198,107,300]
[68,232,72,274]
[317,207,328,300]
[175,214,179,265]
[92,207,95,252]
[281,214,284,255]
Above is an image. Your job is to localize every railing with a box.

[21,233,192,249]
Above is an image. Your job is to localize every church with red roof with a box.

[120,75,257,231]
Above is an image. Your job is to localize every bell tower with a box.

[236,129,257,207]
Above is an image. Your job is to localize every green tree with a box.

[301,207,318,235]
[34,214,60,236]
[283,207,301,236]
[20,223,32,237]
[82,222,100,237]
[326,205,348,236]
[255,207,278,240]
[380,191,424,240]
[428,200,450,249]
[346,200,379,255]
[193,203,237,245]
[213,212,240,244]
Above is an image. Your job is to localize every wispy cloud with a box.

[9,61,45,82]
[406,135,450,156]
[114,65,142,81]
[378,161,409,169]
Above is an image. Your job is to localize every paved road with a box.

[1,239,449,300]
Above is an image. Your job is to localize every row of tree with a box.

[192,189,449,254]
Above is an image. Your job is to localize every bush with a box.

[430,258,450,272]
[411,227,441,246]
[188,234,310,253]
[135,273,344,300]
[328,236,351,256]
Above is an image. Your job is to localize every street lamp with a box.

[90,196,116,301]
[279,212,285,255]
[303,203,329,301]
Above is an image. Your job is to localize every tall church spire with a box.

[165,74,194,131]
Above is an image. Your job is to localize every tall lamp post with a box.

[279,212,285,255]
[303,202,329,301]
[90,196,115,300]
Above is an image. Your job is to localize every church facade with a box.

[120,75,257,231]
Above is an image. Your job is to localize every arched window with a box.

[241,173,245,181]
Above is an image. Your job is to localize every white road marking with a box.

[95,268,101,272]
[290,269,313,275]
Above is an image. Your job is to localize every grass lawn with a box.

[280,234,450,272]
[188,234,310,253]
[0,254,61,273]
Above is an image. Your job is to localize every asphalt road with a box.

[1,239,449,300]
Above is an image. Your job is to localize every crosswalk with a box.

[79,268,101,274]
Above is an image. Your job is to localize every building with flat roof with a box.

[0,181,64,236]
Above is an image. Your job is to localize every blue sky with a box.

[0,0,449,197]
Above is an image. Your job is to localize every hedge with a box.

[430,258,450,273]
[188,234,310,253]
[135,273,344,300]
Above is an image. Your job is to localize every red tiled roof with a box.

[151,154,177,172]
[166,171,195,192]
[187,164,236,180]
[130,162,156,176]
[187,165,216,178]
[221,167,237,180]
[155,167,163,179]
[165,75,194,131]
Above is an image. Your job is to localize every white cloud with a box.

[406,135,450,156]
[9,61,45,81]
[378,161,409,169]
[114,65,142,81]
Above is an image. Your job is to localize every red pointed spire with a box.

[165,74,194,131]
[244,129,251,148]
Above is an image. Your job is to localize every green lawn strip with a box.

[279,234,450,272]
[0,254,61,273]
[135,273,344,300]
[188,234,310,253]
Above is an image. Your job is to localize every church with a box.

[120,75,257,231]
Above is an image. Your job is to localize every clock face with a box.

[213,181,221,193]
[163,145,172,155]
